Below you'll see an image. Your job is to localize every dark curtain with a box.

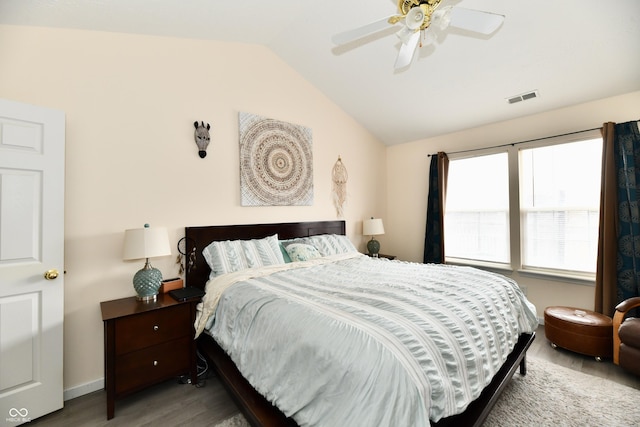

[424,152,449,263]
[595,121,640,316]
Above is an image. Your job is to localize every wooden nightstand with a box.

[101,293,198,419]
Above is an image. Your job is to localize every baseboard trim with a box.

[64,378,104,401]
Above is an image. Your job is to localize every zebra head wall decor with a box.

[194,121,211,158]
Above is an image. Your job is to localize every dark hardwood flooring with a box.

[30,370,240,426]
[30,325,640,426]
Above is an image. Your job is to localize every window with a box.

[444,153,510,264]
[519,139,602,274]
[444,132,602,278]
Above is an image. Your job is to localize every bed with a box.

[185,220,537,427]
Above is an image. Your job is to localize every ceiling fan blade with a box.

[448,7,505,35]
[394,31,420,69]
[332,15,399,45]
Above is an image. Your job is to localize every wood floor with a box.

[31,325,640,426]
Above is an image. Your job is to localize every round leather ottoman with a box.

[544,306,613,361]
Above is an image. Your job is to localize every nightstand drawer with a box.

[114,337,191,394]
[114,304,190,355]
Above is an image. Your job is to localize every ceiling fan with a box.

[332,0,505,69]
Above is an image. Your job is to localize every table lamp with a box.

[363,217,385,257]
[123,224,171,302]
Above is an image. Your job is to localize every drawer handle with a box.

[153,360,158,366]
[153,325,159,331]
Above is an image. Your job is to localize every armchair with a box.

[613,296,640,376]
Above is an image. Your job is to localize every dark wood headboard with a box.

[184,220,346,289]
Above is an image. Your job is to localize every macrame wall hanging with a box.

[332,156,348,217]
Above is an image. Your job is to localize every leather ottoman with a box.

[544,306,613,361]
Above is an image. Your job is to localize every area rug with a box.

[214,357,639,427]
[215,414,250,427]
[483,357,638,427]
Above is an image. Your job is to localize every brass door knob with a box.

[44,269,59,280]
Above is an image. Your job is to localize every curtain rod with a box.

[427,126,602,157]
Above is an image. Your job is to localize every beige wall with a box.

[2,22,639,397]
[387,91,640,320]
[0,25,387,394]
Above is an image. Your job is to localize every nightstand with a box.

[101,293,198,419]
[366,253,397,260]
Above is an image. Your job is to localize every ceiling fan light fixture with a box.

[432,6,453,30]
[405,7,426,30]
[396,26,418,44]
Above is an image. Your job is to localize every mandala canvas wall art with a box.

[239,112,313,206]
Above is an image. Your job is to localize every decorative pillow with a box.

[202,234,285,277]
[285,243,322,262]
[307,234,357,256]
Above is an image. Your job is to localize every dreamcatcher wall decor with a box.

[239,112,313,206]
[176,236,197,276]
[332,156,348,217]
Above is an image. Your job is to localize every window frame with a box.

[443,150,511,268]
[444,129,602,284]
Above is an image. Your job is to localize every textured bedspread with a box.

[195,254,538,426]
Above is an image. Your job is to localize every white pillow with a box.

[285,243,322,262]
[306,234,357,256]
[202,234,285,277]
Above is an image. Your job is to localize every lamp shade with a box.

[363,218,385,236]
[123,225,171,260]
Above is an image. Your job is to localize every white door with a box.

[0,98,65,425]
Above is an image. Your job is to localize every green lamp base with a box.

[133,260,163,302]
[367,238,381,257]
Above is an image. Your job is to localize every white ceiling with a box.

[1,0,639,145]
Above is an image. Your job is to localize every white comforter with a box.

[195,253,538,426]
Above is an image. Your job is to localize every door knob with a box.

[44,269,59,280]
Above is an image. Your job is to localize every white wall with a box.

[0,25,387,393]
[386,91,640,320]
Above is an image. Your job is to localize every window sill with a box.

[445,258,513,274]
[445,258,596,286]
[517,268,595,286]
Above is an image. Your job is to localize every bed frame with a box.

[185,220,535,427]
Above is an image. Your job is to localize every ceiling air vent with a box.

[507,90,539,104]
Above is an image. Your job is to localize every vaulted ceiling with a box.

[2,0,639,145]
